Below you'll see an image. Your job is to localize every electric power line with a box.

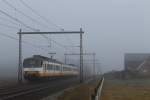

[8,0,68,50]
[0,8,52,50]
[18,0,66,48]
[0,1,77,53]
[41,34,67,49]
[0,32,48,51]
[0,23,19,29]
[0,16,18,25]
[13,0,75,51]
[19,0,63,30]
[0,9,39,31]
[2,0,53,30]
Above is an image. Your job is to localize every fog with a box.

[0,0,148,78]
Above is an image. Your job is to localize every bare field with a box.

[0,78,17,88]
[58,79,99,100]
[101,79,150,100]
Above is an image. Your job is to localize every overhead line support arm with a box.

[17,29,84,83]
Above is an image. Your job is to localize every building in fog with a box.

[124,53,150,76]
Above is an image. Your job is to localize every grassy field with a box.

[57,79,99,100]
[101,79,150,100]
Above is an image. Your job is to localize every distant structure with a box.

[124,53,150,77]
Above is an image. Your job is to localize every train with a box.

[23,55,79,80]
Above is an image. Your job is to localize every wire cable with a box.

[0,16,18,25]
[2,0,53,30]
[41,34,68,49]
[0,23,19,29]
[19,0,63,30]
[18,0,66,48]
[0,9,39,31]
[7,0,67,49]
[0,32,48,51]
[0,1,76,53]
[0,8,52,51]
[18,0,76,51]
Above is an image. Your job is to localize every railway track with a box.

[0,82,54,100]
[0,77,79,100]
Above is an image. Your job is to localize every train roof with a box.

[25,55,63,64]
[24,55,78,67]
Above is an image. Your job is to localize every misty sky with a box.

[0,0,148,76]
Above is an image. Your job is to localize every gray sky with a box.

[0,0,147,76]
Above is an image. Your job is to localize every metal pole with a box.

[65,54,67,64]
[93,53,96,79]
[80,28,83,83]
[48,53,56,59]
[18,29,22,83]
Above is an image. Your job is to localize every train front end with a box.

[23,58,43,80]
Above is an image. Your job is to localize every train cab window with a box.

[54,65,58,71]
[63,67,70,71]
[47,64,53,70]
[56,65,60,71]
[23,59,42,68]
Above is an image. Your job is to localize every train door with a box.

[60,64,62,72]
[53,63,55,72]
[60,64,63,76]
[43,62,47,72]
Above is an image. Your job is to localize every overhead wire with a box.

[17,0,70,50]
[41,34,68,49]
[0,9,39,31]
[0,16,18,25]
[18,0,71,51]
[0,4,49,51]
[2,0,53,30]
[19,0,63,31]
[0,0,77,54]
[0,8,69,51]
[0,6,49,50]
[19,0,79,51]
[0,23,19,29]
[0,32,48,51]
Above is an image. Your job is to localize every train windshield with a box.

[23,59,42,68]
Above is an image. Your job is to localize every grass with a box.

[101,79,150,100]
[57,79,99,100]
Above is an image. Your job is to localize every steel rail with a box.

[0,83,54,100]
[0,82,50,95]
[0,77,78,100]
[0,79,59,100]
[0,80,55,93]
